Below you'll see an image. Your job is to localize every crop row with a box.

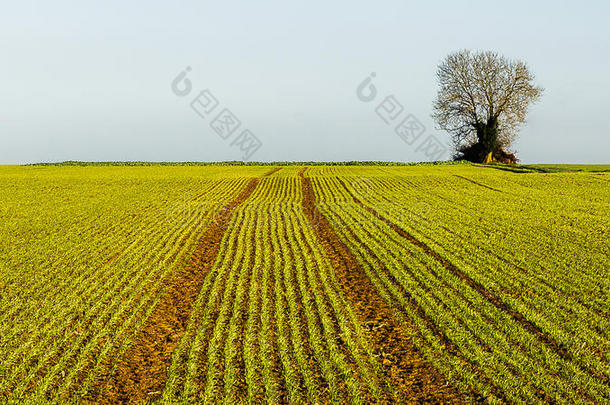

[0,166,269,401]
[160,175,399,403]
[306,166,610,402]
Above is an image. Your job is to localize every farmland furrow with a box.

[0,178,230,365]
[339,177,609,377]
[280,206,365,404]
[319,189,591,402]
[2,164,608,403]
[319,171,609,401]
[242,205,266,402]
[453,174,502,192]
[360,175,610,383]
[258,209,286,403]
[358,173,609,339]
[165,198,247,402]
[314,179,513,402]
[290,209,388,401]
[271,208,326,403]
[99,173,264,403]
[299,167,465,403]
[201,208,256,403]
[72,179,248,400]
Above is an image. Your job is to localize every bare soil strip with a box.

[265,167,282,177]
[453,174,502,192]
[336,177,609,386]
[298,168,463,403]
[99,169,279,403]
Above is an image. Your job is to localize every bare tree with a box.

[432,50,543,163]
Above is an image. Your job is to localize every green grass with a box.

[0,164,608,403]
[308,165,609,402]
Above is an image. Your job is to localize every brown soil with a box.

[298,168,464,403]
[97,169,279,403]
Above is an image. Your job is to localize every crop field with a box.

[0,164,608,403]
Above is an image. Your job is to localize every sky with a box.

[1,0,609,164]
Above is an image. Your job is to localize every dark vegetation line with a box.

[433,222,610,323]
[375,175,610,327]
[336,178,610,386]
[264,167,282,176]
[27,160,469,167]
[298,167,464,403]
[453,174,503,192]
[97,168,280,403]
[478,163,610,174]
[475,163,541,173]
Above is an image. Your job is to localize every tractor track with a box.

[299,168,464,403]
[97,168,281,403]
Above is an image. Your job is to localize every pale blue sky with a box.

[1,0,609,164]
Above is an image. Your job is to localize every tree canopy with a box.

[432,50,543,163]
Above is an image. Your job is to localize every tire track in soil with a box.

[264,167,282,177]
[291,215,372,402]
[326,200,560,403]
[98,168,281,403]
[372,182,610,338]
[434,221,610,325]
[317,177,509,403]
[336,176,610,389]
[299,168,464,403]
[453,174,503,192]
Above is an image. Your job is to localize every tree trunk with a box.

[475,117,498,163]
